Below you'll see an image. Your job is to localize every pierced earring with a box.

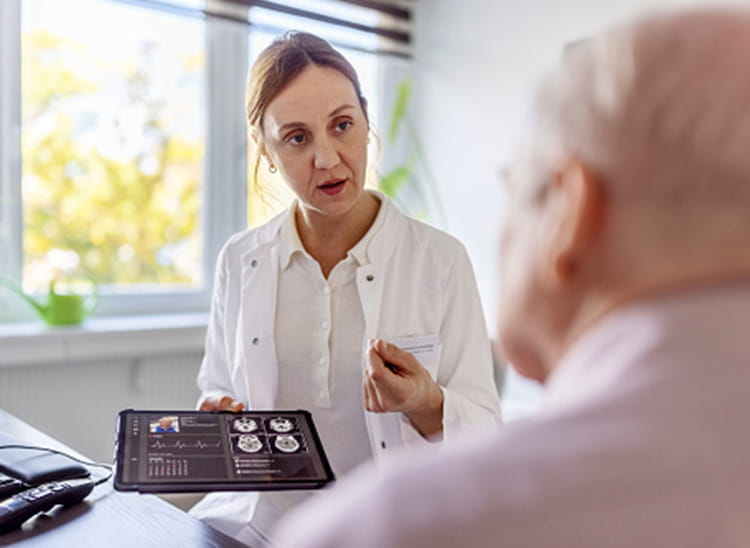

[268,163,277,174]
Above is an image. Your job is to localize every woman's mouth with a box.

[318,178,346,196]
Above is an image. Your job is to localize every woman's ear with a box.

[252,130,272,166]
[252,129,269,159]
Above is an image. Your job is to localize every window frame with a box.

[0,0,249,323]
[0,0,409,325]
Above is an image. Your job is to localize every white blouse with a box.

[251,201,386,537]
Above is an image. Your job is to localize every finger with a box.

[199,398,217,411]
[363,376,384,413]
[368,376,386,412]
[367,343,395,380]
[373,339,419,374]
[362,377,371,411]
[222,397,244,412]
[369,340,406,377]
[367,365,408,412]
[362,377,374,411]
[201,396,244,412]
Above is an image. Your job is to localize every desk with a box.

[0,409,249,548]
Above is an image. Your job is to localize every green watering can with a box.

[0,277,98,326]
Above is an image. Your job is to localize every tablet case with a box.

[114,409,335,493]
[0,432,90,485]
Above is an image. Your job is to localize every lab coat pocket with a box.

[387,334,441,377]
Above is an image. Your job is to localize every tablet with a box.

[114,409,335,493]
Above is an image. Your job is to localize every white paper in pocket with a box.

[387,334,440,368]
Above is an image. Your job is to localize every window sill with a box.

[0,313,208,367]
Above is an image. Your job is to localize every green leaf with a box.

[388,79,412,143]
[379,165,412,197]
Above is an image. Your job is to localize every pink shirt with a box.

[273,283,750,548]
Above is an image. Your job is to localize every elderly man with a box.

[272,7,750,548]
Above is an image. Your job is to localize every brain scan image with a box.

[237,434,264,453]
[274,434,300,453]
[269,417,294,433]
[233,417,258,433]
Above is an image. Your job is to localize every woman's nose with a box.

[313,136,340,170]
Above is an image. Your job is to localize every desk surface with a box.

[0,409,248,548]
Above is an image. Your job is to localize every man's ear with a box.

[542,158,605,288]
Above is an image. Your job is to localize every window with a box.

[0,0,412,323]
[22,0,206,293]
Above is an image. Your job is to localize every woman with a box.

[190,31,501,545]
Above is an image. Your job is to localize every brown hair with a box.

[246,32,369,212]
[247,31,369,133]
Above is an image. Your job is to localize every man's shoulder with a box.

[275,411,608,547]
[277,384,750,546]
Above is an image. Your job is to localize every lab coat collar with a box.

[348,191,388,266]
[276,190,397,270]
[278,207,305,271]
[357,190,404,266]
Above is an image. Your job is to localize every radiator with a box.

[0,352,203,463]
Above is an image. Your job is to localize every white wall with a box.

[411,0,725,411]
[412,0,724,332]
[0,353,202,463]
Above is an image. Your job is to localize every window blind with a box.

[108,0,413,58]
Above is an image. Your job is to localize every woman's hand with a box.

[199,395,245,412]
[362,339,444,438]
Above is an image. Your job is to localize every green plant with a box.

[379,79,446,223]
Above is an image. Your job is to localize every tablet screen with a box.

[114,409,335,493]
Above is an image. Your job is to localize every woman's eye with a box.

[335,120,352,133]
[286,133,306,145]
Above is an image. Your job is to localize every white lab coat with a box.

[190,193,501,540]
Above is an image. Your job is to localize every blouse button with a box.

[380,441,386,449]
[251,259,258,268]
[252,337,259,345]
[366,274,374,282]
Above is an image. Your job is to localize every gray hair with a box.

[532,7,750,215]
